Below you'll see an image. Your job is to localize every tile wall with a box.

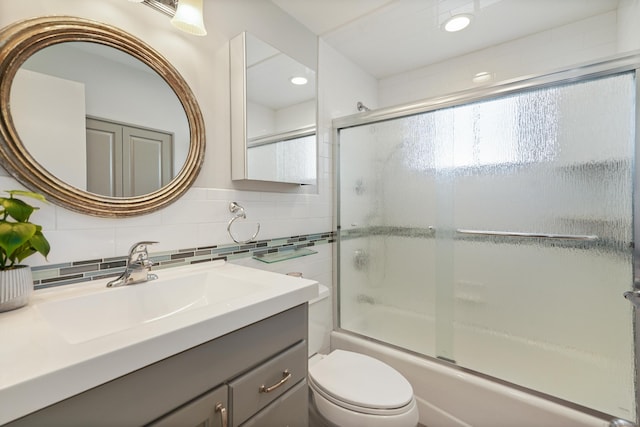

[32,231,335,290]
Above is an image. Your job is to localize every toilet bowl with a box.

[309,350,419,427]
[308,285,419,427]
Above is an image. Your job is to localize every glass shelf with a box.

[252,247,317,263]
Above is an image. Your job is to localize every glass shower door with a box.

[338,118,439,356]
[337,70,636,420]
[447,73,635,419]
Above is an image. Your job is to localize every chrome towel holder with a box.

[227,202,260,244]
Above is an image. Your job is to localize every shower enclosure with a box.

[335,55,639,423]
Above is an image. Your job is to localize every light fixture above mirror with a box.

[134,0,207,36]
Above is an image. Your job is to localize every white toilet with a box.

[307,284,419,427]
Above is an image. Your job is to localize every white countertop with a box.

[0,261,318,425]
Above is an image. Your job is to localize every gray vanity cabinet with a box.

[149,384,228,427]
[5,304,309,427]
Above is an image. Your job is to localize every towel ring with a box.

[227,202,260,244]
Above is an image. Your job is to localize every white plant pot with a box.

[0,265,33,312]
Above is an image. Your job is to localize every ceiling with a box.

[271,0,621,79]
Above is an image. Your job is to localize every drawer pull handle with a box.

[259,370,292,393]
[215,403,228,427]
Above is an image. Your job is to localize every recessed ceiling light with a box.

[443,14,472,32]
[290,76,308,85]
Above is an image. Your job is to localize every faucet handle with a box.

[128,241,158,263]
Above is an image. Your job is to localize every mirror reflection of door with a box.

[86,117,173,197]
[11,41,189,199]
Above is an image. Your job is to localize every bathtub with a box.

[331,330,616,427]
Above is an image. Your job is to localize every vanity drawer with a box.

[149,384,228,427]
[230,340,307,426]
[239,379,308,427]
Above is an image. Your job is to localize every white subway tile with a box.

[196,221,232,247]
[38,228,116,266]
[114,223,199,254]
[160,198,223,224]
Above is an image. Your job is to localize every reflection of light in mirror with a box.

[290,76,308,85]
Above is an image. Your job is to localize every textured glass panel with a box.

[247,134,316,184]
[450,73,635,419]
[339,119,438,354]
[338,235,436,355]
[338,71,635,419]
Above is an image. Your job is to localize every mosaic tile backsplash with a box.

[32,231,335,290]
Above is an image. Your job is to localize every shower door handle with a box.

[456,229,598,241]
[623,290,640,308]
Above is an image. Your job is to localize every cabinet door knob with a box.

[259,370,292,393]
[215,403,228,427]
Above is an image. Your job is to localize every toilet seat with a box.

[308,350,415,416]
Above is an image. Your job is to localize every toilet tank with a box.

[309,284,331,357]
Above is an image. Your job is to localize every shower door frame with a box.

[333,51,640,425]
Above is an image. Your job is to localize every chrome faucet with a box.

[107,241,158,288]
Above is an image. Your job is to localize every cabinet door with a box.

[149,385,228,427]
[240,380,308,427]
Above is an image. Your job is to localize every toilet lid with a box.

[308,350,414,410]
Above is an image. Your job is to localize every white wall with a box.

[316,37,378,218]
[0,0,320,263]
[318,39,379,120]
[0,0,378,295]
[247,101,277,137]
[11,69,87,190]
[618,0,640,53]
[247,99,315,138]
[275,99,316,133]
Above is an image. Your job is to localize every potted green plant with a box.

[0,190,50,312]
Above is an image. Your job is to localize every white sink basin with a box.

[0,260,318,426]
[36,269,263,344]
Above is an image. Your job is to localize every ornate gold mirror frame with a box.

[0,16,205,217]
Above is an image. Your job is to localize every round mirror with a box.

[0,16,205,217]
